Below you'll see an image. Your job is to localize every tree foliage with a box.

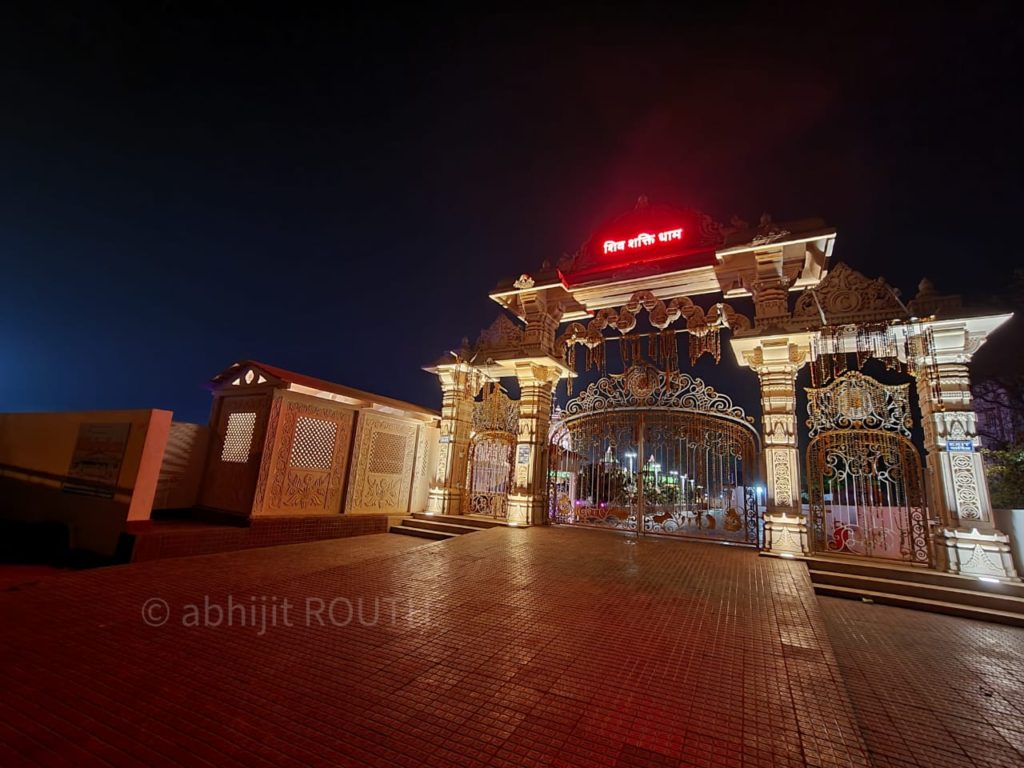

[983,446,1024,509]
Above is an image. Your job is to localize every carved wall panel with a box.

[410,424,439,513]
[769,449,795,509]
[252,392,355,517]
[346,411,419,515]
[949,453,982,520]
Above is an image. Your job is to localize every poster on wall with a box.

[62,422,132,498]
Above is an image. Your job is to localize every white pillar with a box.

[910,316,1019,580]
[736,335,813,556]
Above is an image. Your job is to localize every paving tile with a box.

[0,526,880,766]
[819,595,1024,768]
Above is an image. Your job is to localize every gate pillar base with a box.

[427,488,464,516]
[764,511,809,556]
[506,494,543,526]
[941,527,1021,582]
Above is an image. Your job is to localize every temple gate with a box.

[426,196,1020,581]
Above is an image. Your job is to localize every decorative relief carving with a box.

[806,371,912,438]
[513,274,535,289]
[763,415,796,445]
[792,263,909,327]
[950,453,982,520]
[474,314,525,358]
[265,399,353,515]
[348,412,418,514]
[771,450,794,508]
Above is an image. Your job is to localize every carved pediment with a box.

[474,314,525,359]
[792,263,908,327]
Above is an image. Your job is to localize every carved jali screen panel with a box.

[346,411,419,515]
[252,392,355,516]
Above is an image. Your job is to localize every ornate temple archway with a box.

[549,364,761,544]
[426,196,1018,580]
[805,372,930,564]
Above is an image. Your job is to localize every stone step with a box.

[808,569,1024,617]
[805,556,1024,598]
[812,583,1024,628]
[411,513,509,529]
[399,518,488,536]
[388,525,456,542]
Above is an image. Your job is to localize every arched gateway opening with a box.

[549,364,761,543]
[805,371,930,564]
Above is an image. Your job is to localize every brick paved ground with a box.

[819,596,1024,768]
[0,527,873,767]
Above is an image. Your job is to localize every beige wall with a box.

[0,409,172,555]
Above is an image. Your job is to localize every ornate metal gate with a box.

[806,371,931,564]
[549,364,762,544]
[466,383,518,519]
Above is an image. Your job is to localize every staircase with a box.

[807,556,1024,627]
[389,513,510,542]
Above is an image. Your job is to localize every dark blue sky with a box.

[1,3,1020,424]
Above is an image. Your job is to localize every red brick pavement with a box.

[819,596,1024,768]
[0,528,872,767]
[127,514,392,562]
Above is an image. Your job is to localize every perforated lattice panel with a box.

[368,431,407,475]
[289,416,338,470]
[221,412,256,463]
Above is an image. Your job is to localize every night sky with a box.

[1,3,1020,424]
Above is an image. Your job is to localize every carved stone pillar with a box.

[506,363,562,526]
[426,362,483,516]
[519,291,563,357]
[910,317,1019,580]
[737,335,812,556]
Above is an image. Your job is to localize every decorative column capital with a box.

[732,332,813,375]
[514,361,563,387]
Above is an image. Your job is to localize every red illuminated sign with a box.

[602,227,684,255]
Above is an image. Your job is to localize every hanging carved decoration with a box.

[557,291,752,391]
[806,371,912,438]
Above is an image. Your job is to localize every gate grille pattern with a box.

[550,365,762,544]
[806,372,930,564]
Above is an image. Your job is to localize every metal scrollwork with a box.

[806,370,912,438]
[564,364,753,427]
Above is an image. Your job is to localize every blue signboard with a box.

[946,440,973,453]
